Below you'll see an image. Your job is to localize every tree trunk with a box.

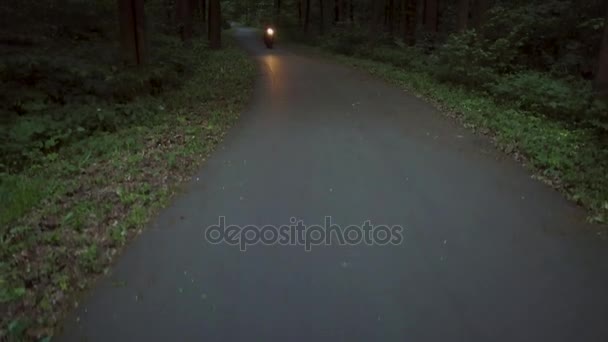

[388,0,394,35]
[177,0,193,41]
[163,0,172,21]
[402,0,416,45]
[349,0,354,23]
[118,0,147,65]
[416,0,424,29]
[597,4,608,97]
[190,0,197,17]
[304,0,311,32]
[319,0,324,34]
[457,0,469,31]
[334,0,338,23]
[424,0,437,33]
[275,0,281,25]
[471,0,488,30]
[208,0,221,48]
[201,0,206,23]
[298,0,302,26]
[372,0,385,33]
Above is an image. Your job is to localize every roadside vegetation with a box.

[230,0,608,223]
[1,0,255,340]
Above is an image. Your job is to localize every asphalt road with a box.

[57,28,608,341]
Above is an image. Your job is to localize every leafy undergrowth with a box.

[0,36,255,340]
[0,0,203,173]
[287,43,608,224]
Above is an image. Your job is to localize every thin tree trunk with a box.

[471,0,488,30]
[401,0,407,38]
[372,0,384,33]
[208,0,221,48]
[334,0,339,23]
[177,0,193,41]
[201,0,206,23]
[304,0,311,32]
[424,0,437,33]
[118,0,147,65]
[416,0,424,29]
[388,0,394,35]
[596,4,608,97]
[319,0,324,34]
[349,0,354,23]
[298,0,302,26]
[402,0,416,45]
[275,0,281,25]
[190,0,197,17]
[457,0,469,31]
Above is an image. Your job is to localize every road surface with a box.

[58,27,608,341]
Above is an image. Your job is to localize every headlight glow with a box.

[267,28,274,35]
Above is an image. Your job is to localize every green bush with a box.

[489,71,597,122]
[483,1,605,75]
[433,30,498,87]
[0,101,162,172]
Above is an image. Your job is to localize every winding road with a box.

[58,28,608,341]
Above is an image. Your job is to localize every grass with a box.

[0,35,256,340]
[284,39,608,224]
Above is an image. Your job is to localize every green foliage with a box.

[0,101,164,171]
[485,1,605,75]
[0,174,53,228]
[0,0,203,173]
[0,40,194,172]
[433,30,498,86]
[489,71,599,121]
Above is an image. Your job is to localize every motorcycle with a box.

[263,27,275,49]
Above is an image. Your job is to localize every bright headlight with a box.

[267,28,274,35]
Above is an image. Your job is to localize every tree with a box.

[208,0,221,48]
[298,0,302,26]
[319,0,325,34]
[597,4,608,97]
[334,0,340,23]
[275,0,281,24]
[388,0,395,35]
[201,0,207,27]
[457,0,469,31]
[177,0,193,42]
[402,0,416,45]
[471,0,488,30]
[304,0,311,32]
[118,0,147,65]
[371,0,385,33]
[416,0,424,30]
[424,0,437,33]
